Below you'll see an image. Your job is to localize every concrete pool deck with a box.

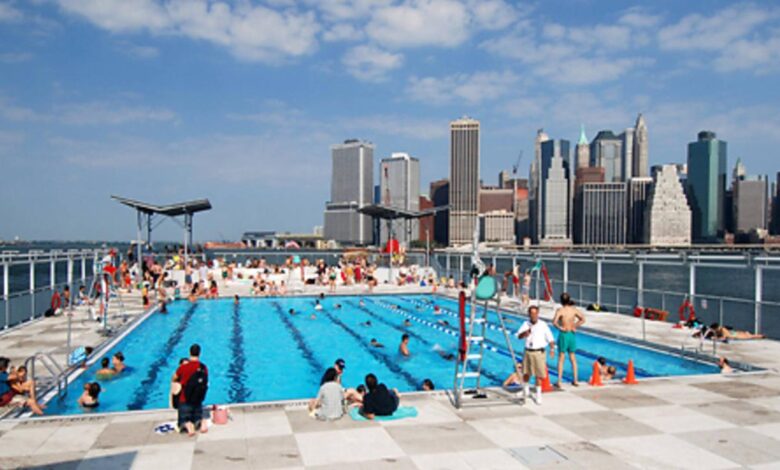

[2,281,780,469]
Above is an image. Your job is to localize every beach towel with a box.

[154,422,177,434]
[349,406,418,421]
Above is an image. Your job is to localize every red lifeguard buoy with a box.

[679,298,695,323]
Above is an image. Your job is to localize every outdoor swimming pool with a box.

[44,294,720,415]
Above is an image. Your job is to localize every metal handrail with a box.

[23,351,68,399]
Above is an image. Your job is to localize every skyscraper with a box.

[430,179,449,245]
[687,131,727,242]
[530,128,550,243]
[590,130,623,183]
[733,176,768,236]
[620,127,634,181]
[323,139,374,245]
[540,139,572,245]
[449,117,480,245]
[574,182,627,245]
[628,177,653,244]
[645,164,691,246]
[632,114,649,177]
[576,125,590,170]
[379,152,420,246]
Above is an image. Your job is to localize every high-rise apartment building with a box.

[645,164,691,246]
[574,182,627,245]
[323,139,374,245]
[632,114,649,177]
[687,131,727,242]
[540,139,572,245]
[480,210,515,245]
[733,176,768,235]
[378,152,420,246]
[449,117,480,245]
[628,177,653,244]
[590,130,623,183]
[620,127,634,182]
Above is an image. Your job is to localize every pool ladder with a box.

[23,352,69,399]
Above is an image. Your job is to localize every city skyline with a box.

[2,1,780,241]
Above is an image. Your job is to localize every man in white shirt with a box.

[516,305,555,404]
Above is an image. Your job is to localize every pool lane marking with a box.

[367,297,575,383]
[127,303,199,410]
[227,302,251,403]
[401,297,653,378]
[319,309,420,390]
[270,301,323,375]
[346,299,505,385]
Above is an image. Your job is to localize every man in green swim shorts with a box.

[552,292,586,388]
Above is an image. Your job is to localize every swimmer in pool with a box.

[370,338,384,348]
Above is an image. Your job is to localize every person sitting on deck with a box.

[308,367,345,420]
[594,357,617,381]
[78,382,101,409]
[359,373,399,419]
[503,361,524,389]
[9,366,45,415]
[208,280,218,299]
[719,357,734,374]
[77,285,91,306]
[96,357,115,380]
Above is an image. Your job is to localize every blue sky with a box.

[1,0,779,242]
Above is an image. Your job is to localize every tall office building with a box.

[530,129,550,243]
[733,176,768,235]
[430,179,449,245]
[449,117,480,245]
[628,177,653,244]
[540,139,572,245]
[576,125,590,170]
[323,139,374,245]
[773,172,780,235]
[645,164,691,246]
[574,182,627,245]
[687,131,727,242]
[480,211,515,245]
[632,114,649,177]
[418,195,433,242]
[590,130,623,183]
[378,152,420,246]
[620,128,634,182]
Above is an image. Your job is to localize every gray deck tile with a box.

[410,449,525,470]
[548,441,632,470]
[467,415,581,448]
[686,400,780,426]
[616,404,736,433]
[677,427,780,466]
[285,408,378,433]
[691,381,780,399]
[595,434,740,469]
[308,457,418,469]
[245,434,303,469]
[192,438,249,469]
[384,422,496,455]
[294,427,405,467]
[572,387,671,409]
[546,410,659,440]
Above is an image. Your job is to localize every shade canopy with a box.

[111,195,212,217]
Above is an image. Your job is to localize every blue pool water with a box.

[44,294,719,415]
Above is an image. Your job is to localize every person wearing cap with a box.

[321,359,346,385]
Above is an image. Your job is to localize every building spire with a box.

[578,124,588,145]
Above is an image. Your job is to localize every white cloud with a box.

[342,45,403,81]
[618,7,662,29]
[406,71,518,105]
[468,0,518,31]
[658,4,774,51]
[0,2,22,22]
[0,52,32,63]
[54,0,320,63]
[367,0,471,48]
[310,0,394,22]
[0,97,177,125]
[713,35,780,73]
[322,23,364,42]
[344,115,448,140]
[119,42,160,59]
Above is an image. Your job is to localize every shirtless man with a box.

[552,292,585,388]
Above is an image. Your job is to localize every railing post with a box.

[578,282,583,304]
[637,261,644,308]
[81,256,86,283]
[596,259,602,306]
[446,252,451,278]
[67,256,74,310]
[563,257,569,293]
[755,266,763,335]
[29,259,35,320]
[459,254,464,278]
[3,261,9,329]
[689,262,696,306]
[616,287,621,314]
[50,255,56,290]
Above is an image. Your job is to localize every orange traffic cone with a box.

[588,361,603,386]
[540,370,554,393]
[623,360,639,385]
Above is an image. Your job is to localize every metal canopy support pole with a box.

[637,261,645,307]
[49,256,55,290]
[689,262,696,302]
[136,210,143,285]
[755,266,763,335]
[81,257,86,284]
[387,219,394,283]
[446,252,451,277]
[4,262,9,329]
[67,256,73,309]
[596,259,603,306]
[147,213,152,247]
[563,257,569,293]
[29,259,35,320]
[184,212,192,268]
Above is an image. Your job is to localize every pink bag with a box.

[212,406,229,425]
